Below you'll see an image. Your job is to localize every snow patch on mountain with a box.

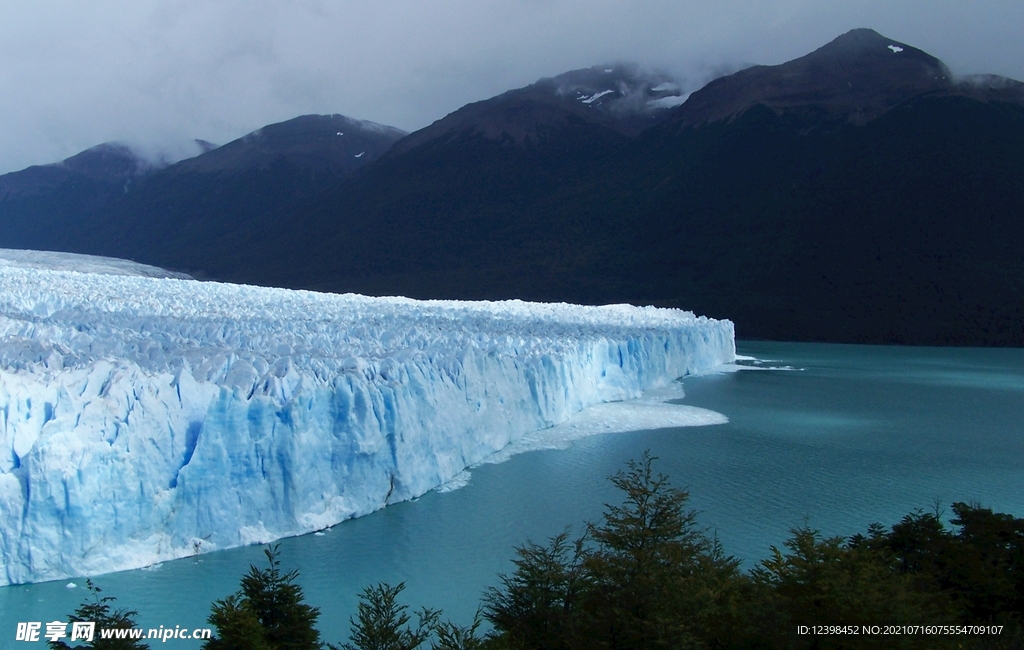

[580,90,616,104]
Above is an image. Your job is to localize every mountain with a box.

[276,29,1024,345]
[668,28,1024,129]
[210,66,693,294]
[75,114,407,278]
[392,64,686,154]
[0,115,406,274]
[2,29,1022,345]
[625,29,1024,344]
[215,29,1019,347]
[170,113,403,175]
[0,143,160,251]
[0,143,154,202]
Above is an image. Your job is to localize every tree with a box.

[876,502,1024,637]
[753,527,957,650]
[48,579,149,650]
[885,509,950,577]
[203,544,321,650]
[483,530,587,650]
[204,594,272,650]
[484,451,742,650]
[945,502,1024,626]
[582,451,741,650]
[332,581,439,650]
[431,611,486,650]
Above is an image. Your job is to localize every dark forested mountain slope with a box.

[232,30,1024,345]
[75,114,408,276]
[73,65,686,289]
[2,30,1022,345]
[391,64,687,154]
[627,95,1024,344]
[667,28,1024,130]
[0,143,165,251]
[0,114,406,277]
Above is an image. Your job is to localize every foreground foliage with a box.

[203,544,321,650]
[331,582,439,650]
[81,452,1016,649]
[478,453,1023,649]
[483,452,741,649]
[337,453,1024,649]
[49,579,149,650]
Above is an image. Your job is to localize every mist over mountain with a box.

[0,143,165,252]
[90,114,406,274]
[0,114,405,270]
[2,29,1022,346]
[668,28,1024,129]
[0,143,154,201]
[391,63,688,153]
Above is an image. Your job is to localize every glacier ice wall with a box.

[0,264,734,585]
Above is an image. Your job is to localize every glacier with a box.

[0,255,734,586]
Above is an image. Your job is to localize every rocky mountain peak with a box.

[539,64,688,116]
[60,142,158,179]
[670,28,955,129]
[172,114,407,175]
[391,64,686,153]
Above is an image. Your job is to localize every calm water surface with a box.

[2,341,1022,646]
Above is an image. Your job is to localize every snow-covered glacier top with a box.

[0,261,734,585]
[0,247,192,279]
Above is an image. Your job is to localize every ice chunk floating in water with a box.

[0,260,734,585]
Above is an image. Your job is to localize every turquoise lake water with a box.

[2,341,1022,646]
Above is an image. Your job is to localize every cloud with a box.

[0,0,1021,174]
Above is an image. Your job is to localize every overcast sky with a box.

[1,0,1021,175]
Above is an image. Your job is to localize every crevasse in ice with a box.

[0,261,734,585]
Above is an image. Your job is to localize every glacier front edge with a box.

[0,266,734,585]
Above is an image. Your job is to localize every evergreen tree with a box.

[48,579,149,650]
[945,502,1024,626]
[752,527,956,650]
[331,581,439,650]
[484,451,742,650]
[431,611,486,650]
[885,509,950,577]
[875,502,1024,638]
[204,594,272,650]
[582,451,741,650]
[203,544,321,650]
[483,530,587,650]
